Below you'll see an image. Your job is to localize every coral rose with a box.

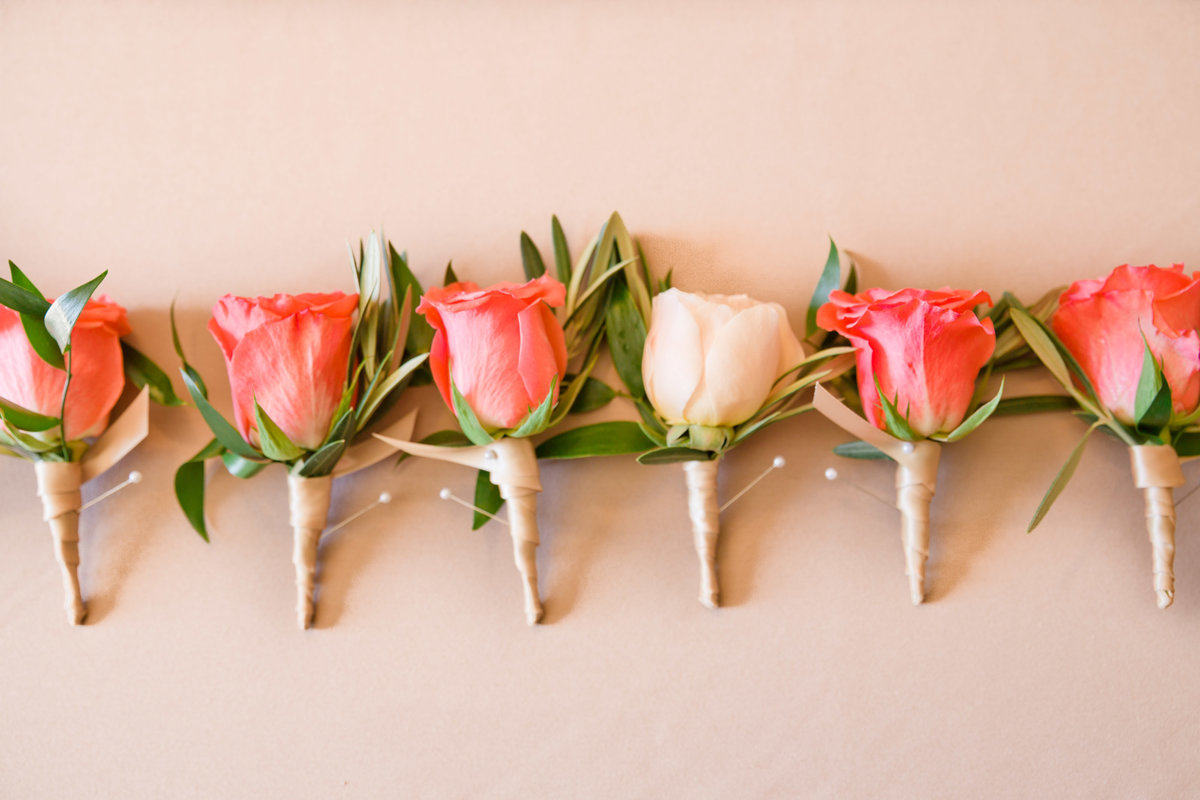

[0,294,131,440]
[641,288,804,427]
[817,287,995,437]
[417,275,567,430]
[208,292,358,451]
[1052,264,1200,425]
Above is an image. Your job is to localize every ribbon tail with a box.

[1143,486,1176,609]
[683,459,721,609]
[502,487,543,625]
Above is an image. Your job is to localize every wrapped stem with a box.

[1129,444,1184,610]
[287,473,333,629]
[895,442,940,606]
[683,458,721,609]
[503,489,543,625]
[35,461,86,625]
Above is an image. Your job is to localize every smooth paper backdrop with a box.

[3,2,1200,797]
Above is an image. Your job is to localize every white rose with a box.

[642,288,804,427]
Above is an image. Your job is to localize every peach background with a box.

[4,1,1200,797]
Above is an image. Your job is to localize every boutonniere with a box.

[560,225,850,608]
[1010,263,1200,608]
[0,263,178,623]
[377,214,646,625]
[811,243,1013,604]
[174,233,429,628]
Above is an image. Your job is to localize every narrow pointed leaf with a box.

[520,232,546,280]
[943,379,1005,442]
[568,377,616,414]
[833,441,893,460]
[175,438,224,540]
[993,394,1077,416]
[254,400,303,462]
[1133,338,1161,423]
[221,449,268,479]
[0,275,51,316]
[637,446,714,465]
[0,396,59,431]
[1028,423,1100,532]
[605,280,647,398]
[296,439,346,477]
[806,238,841,337]
[121,342,184,406]
[551,215,571,285]
[180,369,261,459]
[45,271,107,352]
[443,262,459,286]
[876,377,919,441]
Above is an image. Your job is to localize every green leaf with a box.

[551,215,571,285]
[637,446,714,465]
[833,441,893,460]
[1009,306,1073,391]
[605,280,647,399]
[1171,431,1200,457]
[221,450,268,479]
[568,377,616,414]
[355,352,429,432]
[875,377,919,441]
[175,438,223,540]
[2,422,60,454]
[731,403,813,443]
[1028,422,1100,532]
[536,421,655,459]
[843,261,858,295]
[45,271,107,353]
[993,394,1078,416]
[472,469,504,530]
[450,379,494,446]
[169,301,208,399]
[388,242,433,355]
[121,342,184,406]
[421,429,473,447]
[806,237,841,337]
[7,266,63,368]
[942,379,1004,442]
[180,369,262,460]
[0,275,51,316]
[509,378,556,438]
[1139,381,1173,434]
[443,262,459,286]
[0,395,59,431]
[296,439,346,477]
[254,400,303,462]
[520,232,546,280]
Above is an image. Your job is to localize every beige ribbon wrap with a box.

[683,458,721,609]
[28,389,151,626]
[814,385,943,605]
[1129,444,1185,610]
[375,433,546,625]
[287,473,333,629]
[36,461,86,625]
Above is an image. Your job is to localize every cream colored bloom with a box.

[642,288,804,426]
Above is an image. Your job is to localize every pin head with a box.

[128,471,143,484]
[772,456,786,469]
[900,442,915,454]
[438,488,452,500]
[824,467,838,481]
[378,492,392,504]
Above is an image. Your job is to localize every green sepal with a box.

[180,369,262,460]
[1133,338,1172,432]
[941,379,1004,442]
[665,425,688,446]
[296,439,346,477]
[221,450,268,479]
[875,377,919,442]
[520,231,546,280]
[472,469,504,530]
[568,377,616,414]
[833,441,893,460]
[254,400,303,462]
[806,237,841,337]
[637,446,715,465]
[536,421,656,459]
[121,341,184,406]
[1028,422,1101,532]
[450,379,495,446]
[688,425,732,452]
[45,271,107,353]
[510,378,556,438]
[175,438,224,540]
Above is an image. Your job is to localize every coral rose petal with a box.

[439,293,528,429]
[228,309,354,450]
[514,302,564,415]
